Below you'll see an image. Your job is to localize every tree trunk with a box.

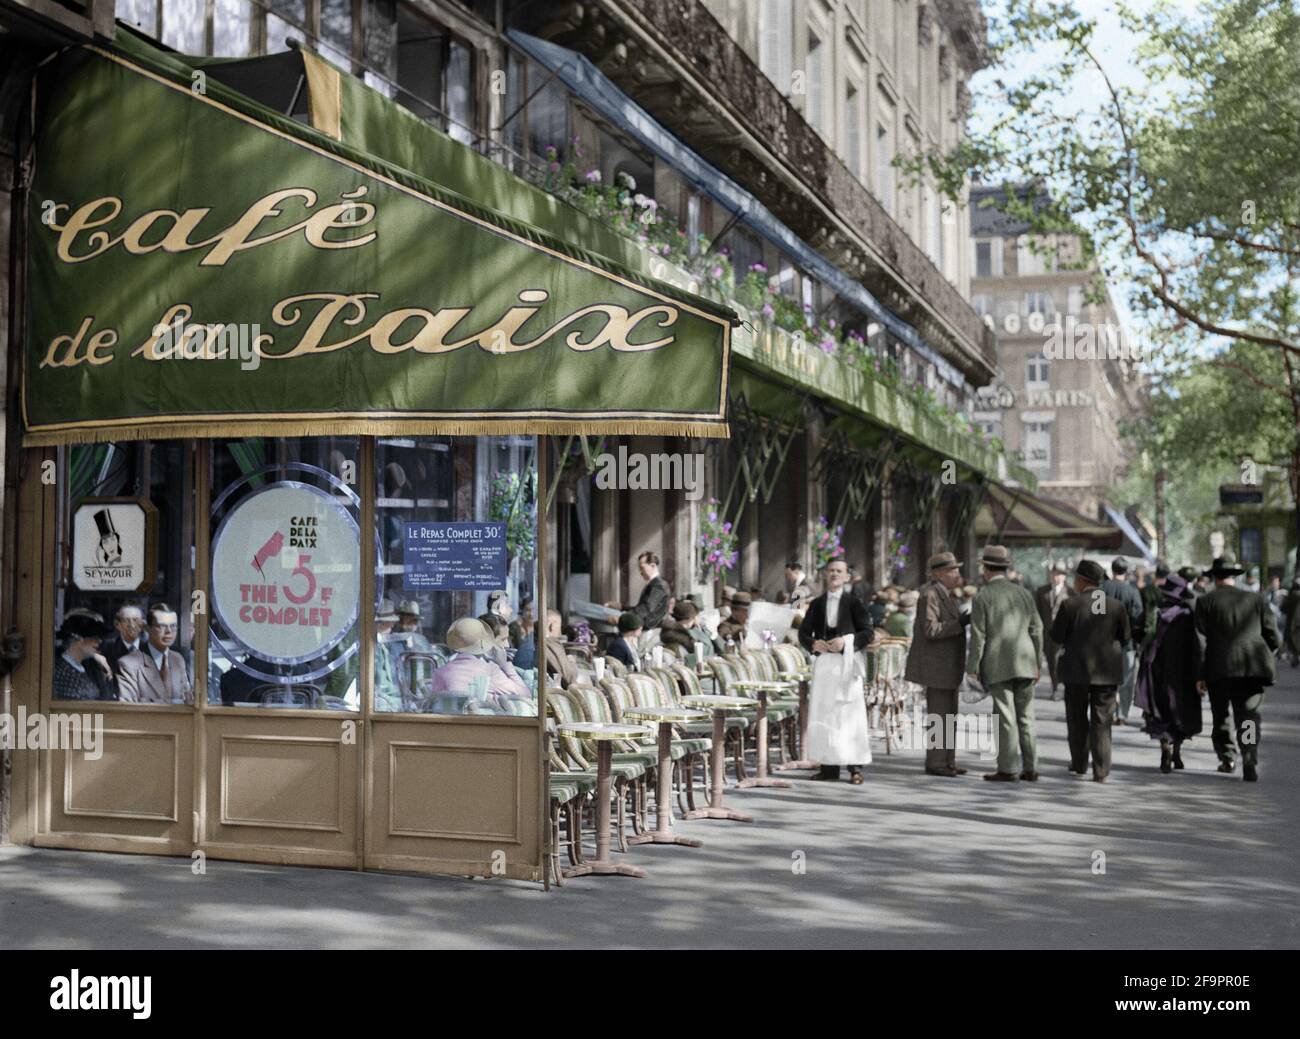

[1155,465,1167,562]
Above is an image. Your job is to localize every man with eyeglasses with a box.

[117,603,193,704]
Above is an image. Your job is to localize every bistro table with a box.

[730,679,797,788]
[622,705,711,847]
[773,668,820,772]
[680,694,759,823]
[557,720,655,879]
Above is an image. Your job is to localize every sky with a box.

[967,0,1210,343]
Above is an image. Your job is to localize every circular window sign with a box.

[211,481,360,665]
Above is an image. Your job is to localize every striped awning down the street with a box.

[974,484,1124,548]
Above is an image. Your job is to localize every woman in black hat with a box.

[1134,573,1203,772]
[54,611,116,701]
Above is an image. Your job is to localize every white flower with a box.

[617,171,637,190]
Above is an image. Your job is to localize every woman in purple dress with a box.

[1135,573,1204,773]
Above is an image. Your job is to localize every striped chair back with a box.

[669,663,705,700]
[567,680,645,752]
[603,654,627,677]
[625,672,667,710]
[747,650,779,680]
[546,688,589,770]
[773,643,807,673]
[599,677,637,722]
[646,667,682,705]
[706,655,745,694]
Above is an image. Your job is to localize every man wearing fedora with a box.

[1050,560,1132,781]
[905,552,970,777]
[966,546,1043,781]
[1035,565,1076,701]
[717,590,751,648]
[1193,553,1279,781]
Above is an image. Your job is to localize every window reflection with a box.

[375,436,538,715]
[208,438,361,711]
[52,441,194,704]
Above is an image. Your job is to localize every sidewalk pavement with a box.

[3,667,1297,949]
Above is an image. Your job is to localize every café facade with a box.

[0,25,734,884]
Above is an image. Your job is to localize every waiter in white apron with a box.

[797,558,875,784]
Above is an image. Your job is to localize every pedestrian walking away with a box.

[966,545,1043,782]
[1134,572,1203,773]
[905,551,971,777]
[1051,560,1131,781]
[1100,557,1145,724]
[1193,553,1280,782]
[1035,564,1076,701]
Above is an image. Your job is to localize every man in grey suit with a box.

[1194,553,1279,781]
[904,551,970,777]
[966,545,1043,781]
[1051,559,1131,781]
[117,603,193,704]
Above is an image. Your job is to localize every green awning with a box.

[975,484,1123,548]
[23,34,735,445]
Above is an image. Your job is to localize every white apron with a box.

[804,640,872,766]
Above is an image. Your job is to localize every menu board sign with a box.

[404,522,507,591]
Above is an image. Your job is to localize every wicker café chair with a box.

[562,683,655,846]
[546,688,646,856]
[610,673,709,814]
[544,721,595,886]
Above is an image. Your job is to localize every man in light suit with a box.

[966,545,1043,782]
[904,552,970,777]
[117,603,192,704]
[1194,553,1279,781]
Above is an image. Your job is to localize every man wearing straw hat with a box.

[1193,552,1280,781]
[966,546,1043,781]
[905,552,970,777]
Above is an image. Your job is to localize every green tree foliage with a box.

[906,0,1300,548]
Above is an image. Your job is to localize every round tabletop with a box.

[682,694,759,710]
[731,679,798,691]
[623,706,710,724]
[557,721,654,740]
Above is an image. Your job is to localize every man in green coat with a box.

[1193,554,1280,781]
[967,545,1044,781]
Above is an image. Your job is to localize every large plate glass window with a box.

[374,436,538,716]
[52,441,195,704]
[207,438,361,710]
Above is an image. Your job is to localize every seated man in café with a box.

[479,612,531,685]
[118,603,193,704]
[717,591,751,647]
[542,609,576,687]
[884,589,919,639]
[429,618,531,702]
[395,600,434,654]
[659,599,718,659]
[509,597,537,669]
[103,604,146,675]
[53,611,116,701]
[607,611,644,672]
[372,598,403,711]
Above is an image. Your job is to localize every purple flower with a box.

[584,169,601,183]
[749,263,768,273]
[761,303,775,319]
[711,265,724,279]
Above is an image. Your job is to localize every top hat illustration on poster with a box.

[93,509,123,565]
